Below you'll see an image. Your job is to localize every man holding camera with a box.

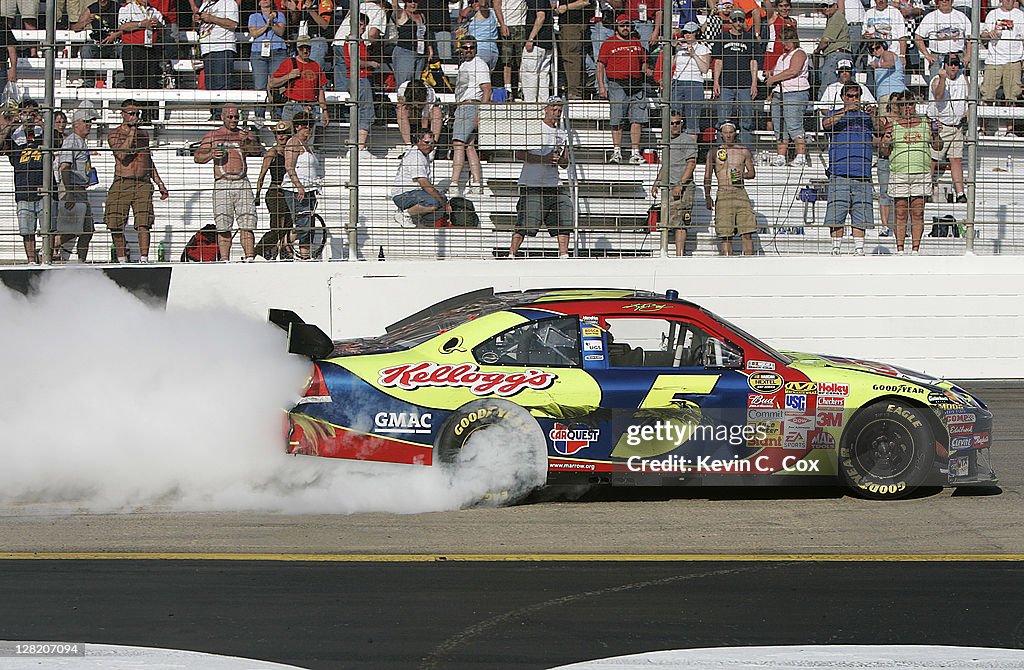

[1,99,45,264]
[928,53,968,202]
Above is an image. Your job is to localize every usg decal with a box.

[374,412,433,434]
[748,372,783,394]
[379,362,556,397]
[785,394,807,413]
[549,423,599,455]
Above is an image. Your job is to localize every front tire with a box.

[839,401,936,500]
[435,399,548,505]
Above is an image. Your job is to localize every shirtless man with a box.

[704,121,757,256]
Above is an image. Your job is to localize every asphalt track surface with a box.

[1,381,1022,669]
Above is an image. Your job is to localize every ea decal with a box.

[374,412,433,434]
[549,423,599,456]
[747,372,783,394]
[379,362,556,397]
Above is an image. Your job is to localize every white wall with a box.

[167,256,1024,379]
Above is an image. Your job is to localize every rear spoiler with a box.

[268,309,335,360]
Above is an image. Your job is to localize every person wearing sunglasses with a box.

[105,98,169,264]
[764,24,811,168]
[452,35,492,195]
[927,53,968,202]
[822,82,879,255]
[865,40,903,115]
[818,58,875,118]
[269,35,331,135]
[254,119,295,260]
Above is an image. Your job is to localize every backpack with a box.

[180,224,221,262]
[268,57,298,106]
[448,196,479,228]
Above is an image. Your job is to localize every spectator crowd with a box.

[0,0,1018,260]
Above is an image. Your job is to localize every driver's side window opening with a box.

[473,316,582,368]
[605,318,711,368]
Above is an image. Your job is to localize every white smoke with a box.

[0,271,543,515]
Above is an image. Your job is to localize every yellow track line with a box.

[0,553,1023,562]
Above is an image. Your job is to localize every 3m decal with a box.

[816,411,843,428]
[378,362,556,397]
[786,381,816,394]
[816,382,850,396]
[747,372,784,394]
[746,360,776,371]
[549,423,599,456]
[373,412,433,434]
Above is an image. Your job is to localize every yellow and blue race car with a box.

[271,288,996,500]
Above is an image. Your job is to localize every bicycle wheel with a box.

[289,213,327,260]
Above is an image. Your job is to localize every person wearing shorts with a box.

[194,105,264,261]
[822,82,877,255]
[597,14,649,164]
[511,97,572,257]
[2,0,37,34]
[392,131,450,227]
[56,108,98,262]
[927,54,968,201]
[651,112,698,256]
[451,36,492,195]
[703,121,756,256]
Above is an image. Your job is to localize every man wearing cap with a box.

[651,111,698,256]
[597,14,649,164]
[712,8,758,148]
[1,99,45,263]
[981,0,1024,135]
[704,120,757,255]
[914,0,969,78]
[665,22,710,135]
[511,96,572,258]
[195,0,239,120]
[105,99,169,264]
[55,108,99,263]
[270,35,331,132]
[194,105,265,261]
[819,58,875,116]
[392,130,450,227]
[927,53,968,202]
[815,0,852,97]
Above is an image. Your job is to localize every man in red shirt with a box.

[269,34,330,139]
[597,14,649,164]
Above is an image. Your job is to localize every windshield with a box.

[702,308,793,364]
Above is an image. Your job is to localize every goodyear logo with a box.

[549,423,599,456]
[785,381,816,394]
[747,372,783,394]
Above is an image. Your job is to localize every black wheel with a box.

[839,401,936,500]
[435,399,548,506]
[289,213,327,260]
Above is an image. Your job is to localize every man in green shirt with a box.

[816,0,852,97]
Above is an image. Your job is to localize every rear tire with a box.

[839,401,935,500]
[435,399,548,505]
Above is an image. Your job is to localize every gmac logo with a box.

[374,412,433,434]
[549,423,599,455]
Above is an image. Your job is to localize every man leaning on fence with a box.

[56,108,99,263]
[194,105,264,262]
[106,98,169,264]
[510,96,572,259]
[822,81,878,256]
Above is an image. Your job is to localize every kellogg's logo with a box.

[549,423,599,455]
[378,362,556,397]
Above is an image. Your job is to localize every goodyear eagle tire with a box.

[839,400,935,500]
[435,399,548,506]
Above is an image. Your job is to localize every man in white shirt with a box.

[914,0,970,77]
[392,131,450,227]
[928,54,968,201]
[819,59,875,117]
[510,96,572,258]
[195,0,239,119]
[451,35,492,195]
[862,0,908,61]
[981,0,1024,134]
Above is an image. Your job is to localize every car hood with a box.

[781,351,948,389]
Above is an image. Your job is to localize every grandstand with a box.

[3,5,1024,263]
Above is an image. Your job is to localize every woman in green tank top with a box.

[879,92,942,254]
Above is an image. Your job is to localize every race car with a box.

[271,288,996,500]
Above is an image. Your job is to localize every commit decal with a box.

[378,362,557,397]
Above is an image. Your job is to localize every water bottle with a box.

[1007,155,1013,172]
[157,242,166,263]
